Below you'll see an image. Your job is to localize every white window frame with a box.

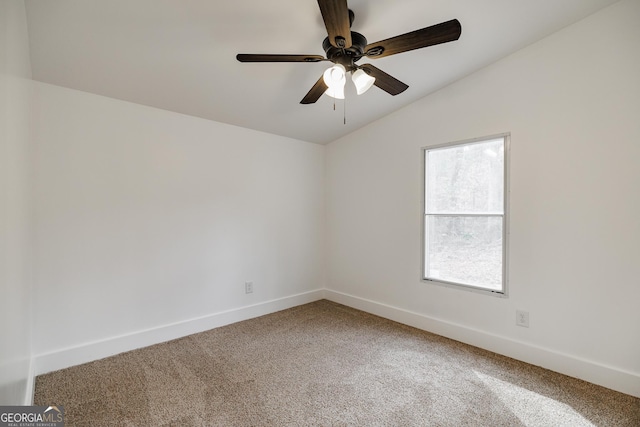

[421,133,510,297]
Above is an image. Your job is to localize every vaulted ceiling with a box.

[25,0,619,144]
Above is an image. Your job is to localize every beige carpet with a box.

[35,300,639,426]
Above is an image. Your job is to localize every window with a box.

[423,134,509,294]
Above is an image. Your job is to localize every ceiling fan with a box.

[236,0,462,104]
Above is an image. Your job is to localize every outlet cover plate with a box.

[516,310,529,328]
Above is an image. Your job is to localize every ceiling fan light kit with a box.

[237,0,462,105]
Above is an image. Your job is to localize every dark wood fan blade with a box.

[300,75,328,104]
[360,64,408,96]
[237,54,325,63]
[364,19,461,59]
[317,0,352,48]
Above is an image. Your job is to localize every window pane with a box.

[426,139,504,213]
[425,216,503,290]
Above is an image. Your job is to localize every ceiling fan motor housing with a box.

[322,31,367,70]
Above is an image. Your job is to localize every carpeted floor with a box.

[35,300,640,426]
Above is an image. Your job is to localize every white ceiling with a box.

[24,0,619,144]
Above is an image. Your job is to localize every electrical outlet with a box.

[516,310,529,328]
[245,281,254,294]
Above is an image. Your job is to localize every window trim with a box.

[421,133,510,297]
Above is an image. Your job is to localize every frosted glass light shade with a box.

[323,64,346,99]
[324,85,345,99]
[352,68,375,95]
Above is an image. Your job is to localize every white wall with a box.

[31,83,325,372]
[0,0,33,405]
[326,0,640,397]
[11,0,639,401]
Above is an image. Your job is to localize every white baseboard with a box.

[35,290,324,376]
[324,289,640,399]
[32,288,640,399]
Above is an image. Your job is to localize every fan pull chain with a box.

[344,96,346,125]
